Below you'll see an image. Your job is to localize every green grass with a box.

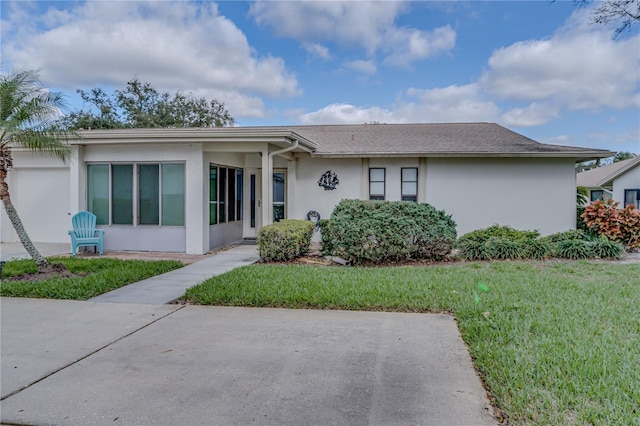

[184,261,640,425]
[0,257,182,300]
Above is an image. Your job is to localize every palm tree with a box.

[1,69,76,272]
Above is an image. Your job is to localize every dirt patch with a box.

[3,262,87,283]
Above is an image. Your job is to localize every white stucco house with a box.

[577,156,640,208]
[1,122,612,254]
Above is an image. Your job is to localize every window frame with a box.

[624,188,640,209]
[87,162,185,227]
[209,164,244,225]
[369,167,386,201]
[401,167,418,202]
[273,170,286,222]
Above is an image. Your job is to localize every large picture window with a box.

[87,163,185,226]
[401,168,418,202]
[210,165,243,225]
[273,171,286,222]
[369,168,385,200]
[625,189,640,209]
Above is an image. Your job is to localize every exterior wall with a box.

[612,165,640,206]
[291,156,575,238]
[425,158,576,236]
[1,151,71,243]
[292,157,364,222]
[81,143,203,253]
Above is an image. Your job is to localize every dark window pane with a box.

[219,167,226,223]
[139,164,159,225]
[250,174,256,228]
[112,164,133,224]
[273,172,285,203]
[87,164,109,225]
[228,168,235,221]
[236,169,243,221]
[162,163,185,226]
[273,204,285,222]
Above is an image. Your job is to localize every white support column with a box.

[261,147,271,226]
[418,157,427,203]
[361,158,369,199]
[185,143,207,254]
[69,145,84,214]
[287,158,296,219]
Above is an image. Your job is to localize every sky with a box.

[1,0,639,154]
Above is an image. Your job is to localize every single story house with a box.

[577,156,640,208]
[1,122,612,254]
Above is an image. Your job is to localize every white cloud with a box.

[2,1,300,118]
[480,10,640,112]
[299,84,499,124]
[299,103,394,125]
[383,25,456,66]
[302,43,331,60]
[345,60,377,75]
[249,1,456,66]
[500,102,561,127]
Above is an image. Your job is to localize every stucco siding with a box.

[612,165,640,206]
[292,157,363,222]
[1,152,70,243]
[425,158,576,236]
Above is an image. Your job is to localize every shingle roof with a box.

[577,156,640,187]
[272,122,612,159]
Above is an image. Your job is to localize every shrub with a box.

[327,199,456,264]
[485,237,526,260]
[458,240,493,261]
[576,206,588,232]
[257,219,315,262]
[457,225,540,246]
[539,230,589,244]
[581,199,620,241]
[524,239,553,259]
[617,205,640,249]
[591,238,624,259]
[555,239,595,259]
[317,219,334,255]
[581,199,640,250]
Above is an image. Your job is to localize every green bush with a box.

[540,230,589,244]
[257,219,315,262]
[486,237,526,260]
[591,238,624,259]
[457,225,540,246]
[555,239,595,259]
[458,240,493,261]
[524,239,553,259]
[317,219,334,255]
[326,199,456,264]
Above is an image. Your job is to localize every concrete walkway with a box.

[89,244,259,304]
[0,298,498,426]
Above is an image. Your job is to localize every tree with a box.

[589,0,640,38]
[1,69,76,272]
[65,78,235,129]
[574,0,640,37]
[613,151,637,162]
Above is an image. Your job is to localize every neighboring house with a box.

[577,157,640,208]
[1,123,612,254]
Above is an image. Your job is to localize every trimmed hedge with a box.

[322,199,456,264]
[257,219,315,262]
[458,226,624,261]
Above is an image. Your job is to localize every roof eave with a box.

[311,151,615,160]
[74,128,318,152]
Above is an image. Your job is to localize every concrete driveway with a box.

[0,298,497,425]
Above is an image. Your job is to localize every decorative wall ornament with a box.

[318,170,339,190]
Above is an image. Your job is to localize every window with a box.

[401,168,418,202]
[87,163,185,226]
[625,189,640,209]
[590,190,606,202]
[250,174,256,228]
[369,168,385,200]
[209,165,243,225]
[273,171,286,222]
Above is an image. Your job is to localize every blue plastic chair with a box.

[68,211,105,256]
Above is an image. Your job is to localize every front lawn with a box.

[0,257,182,300]
[184,260,640,425]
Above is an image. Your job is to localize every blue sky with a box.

[2,1,639,153]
